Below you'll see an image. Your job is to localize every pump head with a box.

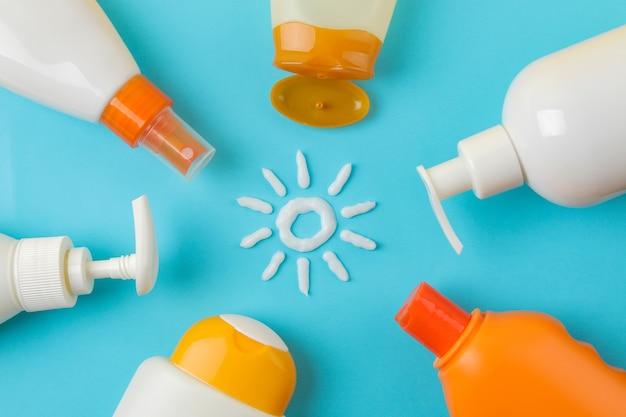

[418,125,525,254]
[67,195,159,296]
[14,195,159,313]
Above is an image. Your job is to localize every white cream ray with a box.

[262,251,286,281]
[296,150,310,189]
[322,251,349,282]
[297,257,310,295]
[240,227,273,249]
[237,196,273,214]
[328,163,352,196]
[340,229,377,251]
[341,201,377,218]
[262,168,287,197]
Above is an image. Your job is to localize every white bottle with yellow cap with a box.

[113,315,297,417]
[0,195,158,324]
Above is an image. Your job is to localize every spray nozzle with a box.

[67,195,159,297]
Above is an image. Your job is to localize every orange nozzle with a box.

[101,75,214,178]
[396,283,471,358]
[101,75,172,147]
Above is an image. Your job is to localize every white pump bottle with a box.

[0,195,158,324]
[419,25,626,254]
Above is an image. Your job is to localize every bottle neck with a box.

[434,309,484,369]
[426,125,525,201]
[396,283,472,358]
[427,157,473,200]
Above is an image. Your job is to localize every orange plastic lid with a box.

[396,282,471,358]
[101,75,172,147]
[272,22,382,81]
[271,75,370,128]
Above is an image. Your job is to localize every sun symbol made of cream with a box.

[237,150,378,296]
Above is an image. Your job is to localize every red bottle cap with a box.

[396,282,471,358]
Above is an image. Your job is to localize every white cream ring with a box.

[276,197,337,252]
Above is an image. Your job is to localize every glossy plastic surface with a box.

[503,25,626,207]
[273,23,382,80]
[171,316,296,416]
[101,75,172,147]
[435,311,626,417]
[2,2,626,416]
[396,283,471,358]
[0,0,139,121]
[271,76,370,128]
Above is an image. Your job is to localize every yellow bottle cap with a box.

[271,75,370,128]
[171,316,296,416]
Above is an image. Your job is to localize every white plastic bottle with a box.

[418,25,626,254]
[0,195,158,324]
[114,315,297,417]
[0,0,215,178]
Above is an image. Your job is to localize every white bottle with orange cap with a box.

[417,25,626,253]
[0,0,215,178]
[113,315,297,417]
[0,195,158,324]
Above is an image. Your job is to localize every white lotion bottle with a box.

[0,195,158,324]
[0,0,215,178]
[418,25,626,254]
[114,315,297,417]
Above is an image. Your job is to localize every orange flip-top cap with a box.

[273,22,382,80]
[396,282,471,358]
[101,74,172,147]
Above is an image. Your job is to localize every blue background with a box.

[1,1,625,416]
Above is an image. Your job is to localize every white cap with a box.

[13,195,159,313]
[220,314,289,352]
[418,125,525,254]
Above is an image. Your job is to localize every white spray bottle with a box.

[0,0,215,178]
[0,195,158,324]
[418,25,626,254]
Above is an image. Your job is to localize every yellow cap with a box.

[171,316,296,416]
[271,75,370,128]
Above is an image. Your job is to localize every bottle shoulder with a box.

[501,27,626,206]
[439,311,626,417]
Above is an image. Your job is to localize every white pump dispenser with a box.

[419,25,626,254]
[0,195,158,324]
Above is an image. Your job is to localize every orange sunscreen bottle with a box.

[396,283,626,417]
[270,0,396,128]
